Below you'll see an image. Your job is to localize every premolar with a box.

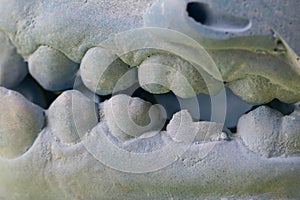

[238,106,300,157]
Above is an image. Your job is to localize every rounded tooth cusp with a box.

[48,90,99,144]
[28,46,79,91]
[138,54,219,98]
[80,47,138,96]
[0,87,45,158]
[238,106,300,157]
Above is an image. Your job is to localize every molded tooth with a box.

[226,75,300,105]
[237,106,300,157]
[167,110,231,143]
[166,110,196,143]
[279,111,300,156]
[0,87,45,158]
[237,106,282,157]
[138,54,221,98]
[0,32,28,88]
[48,90,99,144]
[102,94,166,141]
[80,47,138,95]
[28,46,79,91]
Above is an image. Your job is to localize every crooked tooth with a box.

[28,46,79,91]
[138,54,221,98]
[0,32,28,88]
[237,106,300,157]
[80,47,138,95]
[102,94,166,141]
[0,87,45,158]
[48,90,99,144]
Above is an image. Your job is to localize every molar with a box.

[28,46,79,91]
[48,90,99,144]
[0,87,45,158]
[80,47,138,95]
[167,110,231,143]
[237,106,300,157]
[101,94,166,141]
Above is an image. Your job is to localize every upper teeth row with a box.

[1,27,300,106]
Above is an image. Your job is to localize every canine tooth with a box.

[48,90,98,144]
[0,32,28,88]
[28,46,79,91]
[102,94,166,141]
[138,54,221,98]
[80,47,138,95]
[0,87,45,158]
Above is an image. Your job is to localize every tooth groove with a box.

[0,87,45,158]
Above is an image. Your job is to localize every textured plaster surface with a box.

[0,88,299,199]
[0,0,299,199]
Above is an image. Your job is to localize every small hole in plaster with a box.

[186,2,209,25]
[186,2,251,33]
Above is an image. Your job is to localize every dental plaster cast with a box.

[0,0,299,199]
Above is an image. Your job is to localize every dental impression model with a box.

[0,0,300,199]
